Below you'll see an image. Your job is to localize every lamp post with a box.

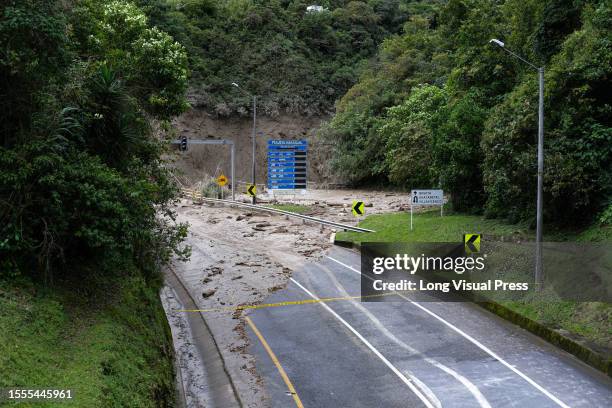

[232,82,257,204]
[489,38,544,290]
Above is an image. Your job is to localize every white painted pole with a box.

[231,144,235,201]
[488,41,545,291]
[410,204,413,230]
[535,67,544,290]
[251,95,257,204]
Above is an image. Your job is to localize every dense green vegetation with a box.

[1,0,610,400]
[322,0,611,227]
[136,0,442,116]
[1,1,189,405]
[113,0,612,229]
[336,210,612,351]
[0,275,175,407]
[1,0,189,282]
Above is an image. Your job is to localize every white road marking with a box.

[326,255,572,408]
[409,376,442,408]
[289,277,437,408]
[319,264,491,408]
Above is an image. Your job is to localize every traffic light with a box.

[180,136,188,151]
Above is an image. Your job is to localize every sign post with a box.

[216,174,228,200]
[172,138,235,201]
[410,189,444,230]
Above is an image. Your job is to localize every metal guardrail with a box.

[182,189,375,233]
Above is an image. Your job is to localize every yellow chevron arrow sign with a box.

[247,184,257,197]
[352,201,365,216]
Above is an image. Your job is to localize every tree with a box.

[0,0,190,281]
[432,91,487,211]
[482,2,612,225]
[533,0,582,62]
[321,11,446,185]
[80,0,189,119]
[0,0,71,146]
[379,85,447,188]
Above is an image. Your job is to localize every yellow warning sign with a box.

[352,201,365,216]
[217,174,228,186]
[247,184,256,197]
[464,234,481,254]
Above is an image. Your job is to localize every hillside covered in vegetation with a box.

[1,0,189,404]
[137,0,610,228]
[1,0,189,294]
[1,0,610,403]
[137,0,442,116]
[320,0,611,227]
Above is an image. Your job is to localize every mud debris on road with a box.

[166,189,409,407]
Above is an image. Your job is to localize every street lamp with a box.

[489,38,545,290]
[232,82,258,204]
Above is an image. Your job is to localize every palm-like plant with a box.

[86,65,150,169]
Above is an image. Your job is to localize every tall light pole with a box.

[232,82,257,204]
[489,38,544,290]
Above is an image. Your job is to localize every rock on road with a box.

[168,193,612,407]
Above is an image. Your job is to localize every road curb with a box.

[476,300,611,376]
[333,238,357,249]
[164,267,244,407]
[332,239,612,378]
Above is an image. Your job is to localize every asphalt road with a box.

[245,246,612,408]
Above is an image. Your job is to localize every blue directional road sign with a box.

[267,140,307,190]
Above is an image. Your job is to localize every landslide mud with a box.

[166,189,407,407]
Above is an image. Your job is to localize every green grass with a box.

[503,300,612,349]
[268,203,312,214]
[336,210,530,244]
[338,210,612,353]
[0,276,175,407]
[574,224,612,242]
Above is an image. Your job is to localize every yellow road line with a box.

[245,316,304,408]
[174,292,397,313]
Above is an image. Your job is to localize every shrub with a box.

[0,0,190,283]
